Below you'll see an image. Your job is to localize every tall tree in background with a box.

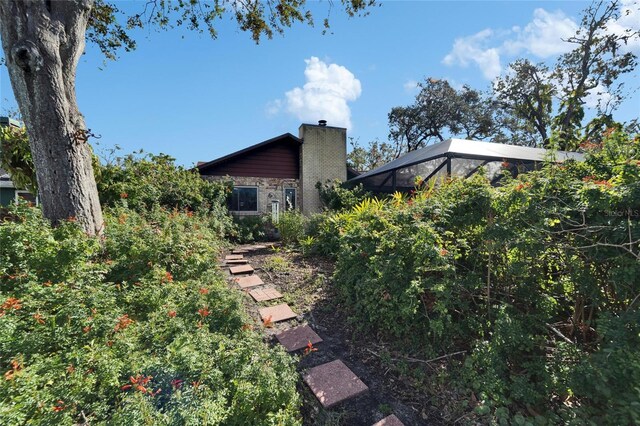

[388,79,497,156]
[0,0,373,235]
[347,138,395,172]
[552,0,638,150]
[390,0,638,156]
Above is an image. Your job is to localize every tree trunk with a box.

[0,0,103,235]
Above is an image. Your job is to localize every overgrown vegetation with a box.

[316,180,370,212]
[0,153,302,424]
[310,129,640,423]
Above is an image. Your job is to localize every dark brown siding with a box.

[201,139,300,179]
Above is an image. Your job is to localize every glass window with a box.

[229,187,258,212]
[284,188,296,211]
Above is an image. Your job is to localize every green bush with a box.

[316,129,640,423]
[0,204,301,425]
[277,211,306,246]
[316,179,370,211]
[228,214,272,243]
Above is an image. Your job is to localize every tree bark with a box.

[0,0,103,235]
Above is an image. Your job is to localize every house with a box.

[348,138,585,193]
[0,117,38,206]
[197,121,347,215]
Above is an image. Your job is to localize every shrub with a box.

[277,211,306,246]
[315,129,640,423]
[316,179,370,211]
[0,204,301,425]
[229,214,272,243]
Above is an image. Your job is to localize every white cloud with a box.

[272,57,361,129]
[443,8,577,80]
[605,0,640,53]
[403,79,419,93]
[504,9,578,57]
[443,29,502,80]
[443,3,640,82]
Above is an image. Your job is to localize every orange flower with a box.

[120,192,128,199]
[114,314,133,332]
[0,297,22,317]
[163,271,173,283]
[67,216,77,222]
[52,400,66,412]
[303,341,318,356]
[199,287,209,295]
[168,310,177,318]
[83,325,92,333]
[66,365,75,374]
[241,324,253,331]
[4,359,22,381]
[439,248,449,256]
[43,280,52,287]
[262,315,273,328]
[197,307,210,317]
[33,313,45,325]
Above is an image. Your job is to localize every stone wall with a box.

[204,175,299,216]
[299,124,347,214]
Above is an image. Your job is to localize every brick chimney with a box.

[299,121,347,214]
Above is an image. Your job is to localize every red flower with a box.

[120,192,128,199]
[199,288,209,295]
[0,297,22,317]
[52,400,66,412]
[33,313,45,325]
[303,341,318,356]
[114,314,133,332]
[171,379,184,389]
[198,307,210,317]
[439,248,449,256]
[163,271,173,283]
[168,310,177,318]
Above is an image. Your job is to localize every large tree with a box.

[0,0,373,235]
[388,78,497,155]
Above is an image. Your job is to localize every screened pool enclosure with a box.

[347,139,585,193]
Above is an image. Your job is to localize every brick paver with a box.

[249,288,283,302]
[275,325,323,352]
[303,360,368,408]
[259,303,297,323]
[226,259,248,264]
[229,264,254,275]
[225,254,244,260]
[234,274,264,289]
[372,414,404,426]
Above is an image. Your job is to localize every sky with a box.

[1,0,639,167]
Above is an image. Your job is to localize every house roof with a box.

[197,133,302,172]
[349,138,585,183]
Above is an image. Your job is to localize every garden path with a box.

[221,245,434,426]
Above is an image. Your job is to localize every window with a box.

[229,187,258,212]
[284,188,296,211]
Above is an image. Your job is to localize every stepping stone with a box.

[250,244,267,250]
[232,249,249,254]
[372,414,404,426]
[275,325,323,352]
[226,259,248,264]
[259,303,296,323]
[234,274,264,289]
[303,360,368,408]
[225,254,244,260]
[249,288,283,302]
[229,264,254,275]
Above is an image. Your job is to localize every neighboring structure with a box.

[0,117,38,206]
[348,138,585,193]
[197,121,347,215]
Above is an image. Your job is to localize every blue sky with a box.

[1,1,639,167]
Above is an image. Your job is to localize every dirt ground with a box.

[226,245,460,426]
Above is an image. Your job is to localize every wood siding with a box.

[200,139,300,179]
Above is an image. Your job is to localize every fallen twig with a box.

[366,348,467,365]
[545,323,574,344]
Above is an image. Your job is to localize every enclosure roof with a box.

[349,138,585,182]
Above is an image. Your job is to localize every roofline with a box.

[197,132,302,171]
[349,138,585,183]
